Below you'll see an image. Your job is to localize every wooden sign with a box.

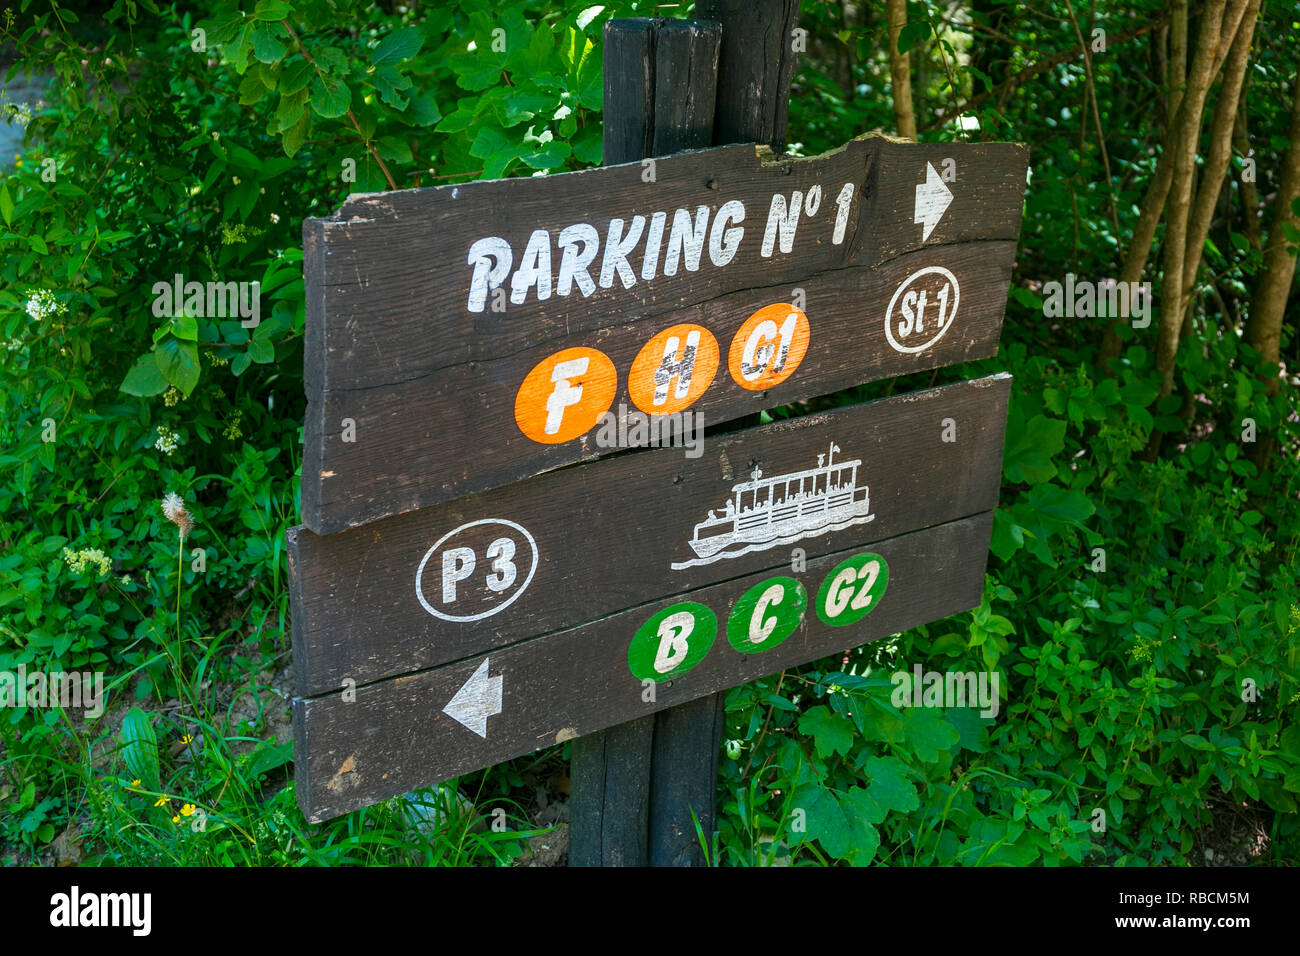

[301,135,1028,533]
[289,374,1010,697]
[296,511,993,821]
[291,373,1011,820]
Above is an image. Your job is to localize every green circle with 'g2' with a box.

[628,601,717,682]
[727,576,807,653]
[815,553,889,627]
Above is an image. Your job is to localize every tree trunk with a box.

[887,0,916,139]
[1245,70,1300,469]
[1153,0,1231,402]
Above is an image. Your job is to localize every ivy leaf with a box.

[798,705,855,759]
[901,706,959,763]
[1025,482,1095,527]
[862,755,919,814]
[371,25,423,66]
[154,337,201,397]
[310,77,352,119]
[120,353,168,397]
[795,785,880,862]
[1002,412,1066,483]
[520,140,570,170]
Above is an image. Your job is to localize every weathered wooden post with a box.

[568,16,724,869]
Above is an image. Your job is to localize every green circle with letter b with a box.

[727,576,806,653]
[816,553,889,627]
[628,601,717,682]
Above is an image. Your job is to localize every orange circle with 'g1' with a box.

[515,346,617,444]
[627,323,719,416]
[728,303,810,390]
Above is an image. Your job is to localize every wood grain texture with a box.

[289,373,1011,697]
[300,136,1028,532]
[695,0,801,150]
[294,510,995,822]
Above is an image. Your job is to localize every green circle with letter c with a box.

[727,576,806,653]
[628,601,717,682]
[815,553,889,627]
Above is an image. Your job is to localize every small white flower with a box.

[25,290,65,321]
[154,425,181,455]
[269,212,280,224]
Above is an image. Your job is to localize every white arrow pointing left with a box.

[914,161,953,241]
[443,658,503,738]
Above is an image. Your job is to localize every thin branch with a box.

[280,18,398,191]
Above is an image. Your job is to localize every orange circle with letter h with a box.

[514,346,618,444]
[728,303,810,391]
[627,323,719,416]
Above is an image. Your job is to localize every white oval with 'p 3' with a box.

[415,518,538,623]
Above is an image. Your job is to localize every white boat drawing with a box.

[670,442,875,570]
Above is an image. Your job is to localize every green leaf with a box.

[798,705,855,758]
[901,706,959,763]
[310,77,352,119]
[252,25,286,63]
[279,58,313,95]
[252,0,293,20]
[520,140,570,170]
[120,353,168,396]
[1003,413,1066,483]
[248,337,274,364]
[1025,483,1095,526]
[0,185,12,226]
[281,112,309,158]
[154,337,201,397]
[120,706,160,791]
[170,314,198,341]
[371,25,423,66]
[795,785,880,862]
[862,755,919,814]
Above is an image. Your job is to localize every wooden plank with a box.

[305,236,1018,533]
[301,136,1028,532]
[288,373,1011,697]
[294,510,995,822]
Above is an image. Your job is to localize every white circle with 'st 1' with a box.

[415,518,538,623]
[884,265,960,354]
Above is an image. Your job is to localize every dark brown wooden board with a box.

[294,510,994,822]
[302,136,1028,533]
[304,239,1018,533]
[289,373,1010,697]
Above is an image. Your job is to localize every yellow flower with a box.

[129,779,141,788]
[179,733,194,745]
[154,796,170,807]
[181,803,196,817]
[172,814,180,824]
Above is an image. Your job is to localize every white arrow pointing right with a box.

[914,161,953,242]
[443,658,503,738]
